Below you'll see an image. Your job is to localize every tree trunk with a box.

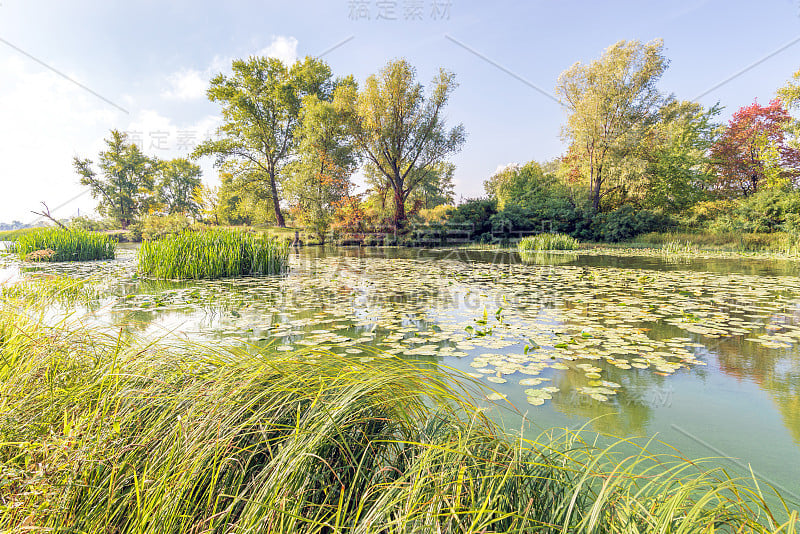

[393,188,406,229]
[268,172,285,227]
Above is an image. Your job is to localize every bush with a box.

[444,198,497,240]
[592,205,675,242]
[14,228,116,262]
[137,229,289,279]
[133,213,196,241]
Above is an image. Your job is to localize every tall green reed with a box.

[137,229,290,279]
[519,233,581,252]
[13,227,116,261]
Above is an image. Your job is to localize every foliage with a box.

[14,227,116,262]
[637,100,720,212]
[193,56,335,227]
[590,204,675,242]
[417,204,454,223]
[73,130,158,228]
[1,290,796,532]
[133,213,197,241]
[444,197,497,241]
[137,229,289,279]
[285,86,359,244]
[407,161,456,211]
[156,158,202,216]
[557,39,668,213]
[711,99,800,196]
[519,232,580,251]
[340,59,466,226]
[68,216,112,232]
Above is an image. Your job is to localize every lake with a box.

[3,244,800,506]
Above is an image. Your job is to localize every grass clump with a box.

[137,228,290,279]
[12,227,116,261]
[0,283,797,533]
[519,232,581,251]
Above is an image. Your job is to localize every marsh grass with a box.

[636,231,800,255]
[519,233,581,252]
[0,281,797,533]
[137,228,290,279]
[12,227,116,262]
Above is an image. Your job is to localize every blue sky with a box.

[1,0,799,223]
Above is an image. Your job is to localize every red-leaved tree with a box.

[711,99,800,197]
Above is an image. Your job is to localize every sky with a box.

[1,0,799,224]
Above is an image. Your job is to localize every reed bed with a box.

[12,227,116,261]
[519,233,581,251]
[137,229,290,279]
[0,281,797,533]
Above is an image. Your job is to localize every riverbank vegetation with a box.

[0,282,797,532]
[14,43,789,254]
[10,227,116,262]
[137,228,289,279]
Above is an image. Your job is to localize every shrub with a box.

[133,213,196,241]
[518,233,580,251]
[14,228,116,262]
[593,205,675,242]
[137,229,289,279]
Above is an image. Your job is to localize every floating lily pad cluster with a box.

[12,247,800,411]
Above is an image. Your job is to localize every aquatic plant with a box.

[0,286,797,533]
[13,227,116,262]
[137,229,290,279]
[518,232,581,251]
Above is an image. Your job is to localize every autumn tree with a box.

[556,39,668,213]
[285,86,359,244]
[711,99,800,197]
[73,130,157,228]
[193,56,334,227]
[340,59,465,227]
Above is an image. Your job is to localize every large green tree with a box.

[73,130,157,228]
[636,100,719,212]
[157,158,203,216]
[340,59,465,227]
[556,39,668,213]
[193,56,334,227]
[285,84,359,243]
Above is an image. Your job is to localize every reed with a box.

[0,281,796,533]
[519,232,581,251]
[12,227,116,262]
[137,228,290,279]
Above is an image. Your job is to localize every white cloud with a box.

[162,69,207,100]
[257,35,299,65]
[0,54,119,222]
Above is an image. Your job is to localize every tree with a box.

[778,68,800,111]
[157,158,202,216]
[556,39,668,213]
[711,99,800,197]
[407,161,455,211]
[193,56,334,227]
[778,68,800,150]
[73,130,157,228]
[637,100,720,212]
[285,87,358,243]
[340,59,466,227]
